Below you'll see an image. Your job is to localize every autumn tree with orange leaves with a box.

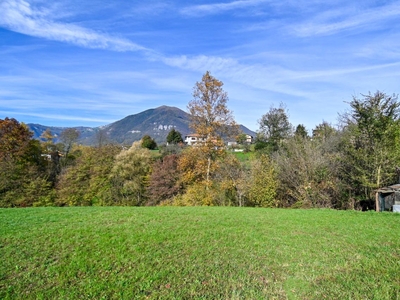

[187,71,239,189]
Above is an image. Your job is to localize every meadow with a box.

[1,207,399,299]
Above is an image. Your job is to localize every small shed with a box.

[375,184,400,212]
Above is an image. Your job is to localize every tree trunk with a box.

[376,164,381,188]
[206,156,211,190]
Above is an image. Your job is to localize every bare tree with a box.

[96,128,109,148]
[60,128,80,158]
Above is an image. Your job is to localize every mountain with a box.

[238,125,256,138]
[104,106,191,144]
[27,106,256,145]
[28,124,95,143]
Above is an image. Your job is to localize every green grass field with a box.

[1,207,399,299]
[232,150,254,162]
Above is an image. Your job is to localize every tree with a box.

[176,144,221,206]
[187,71,239,188]
[236,133,247,144]
[147,154,183,205]
[59,128,80,167]
[294,124,308,139]
[312,121,336,141]
[256,103,292,152]
[0,118,52,207]
[96,128,109,148]
[0,118,33,206]
[60,128,80,156]
[339,91,400,206]
[38,128,62,184]
[40,128,55,146]
[272,136,344,208]
[158,143,183,157]
[213,153,250,206]
[0,118,33,161]
[109,141,153,205]
[166,128,183,144]
[178,146,211,186]
[56,144,121,206]
[141,135,157,150]
[248,155,278,207]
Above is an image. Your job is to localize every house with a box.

[375,184,400,212]
[245,134,254,144]
[184,134,224,149]
[184,134,206,146]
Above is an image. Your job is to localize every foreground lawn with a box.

[1,207,399,299]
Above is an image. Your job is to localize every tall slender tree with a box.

[187,71,238,187]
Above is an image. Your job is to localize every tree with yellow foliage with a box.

[248,155,278,207]
[187,71,238,188]
[109,141,152,205]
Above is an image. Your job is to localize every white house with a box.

[245,134,254,144]
[184,134,206,145]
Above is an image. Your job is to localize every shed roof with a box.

[376,184,400,193]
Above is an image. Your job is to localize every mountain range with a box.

[28,106,256,145]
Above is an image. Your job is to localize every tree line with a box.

[1,71,399,209]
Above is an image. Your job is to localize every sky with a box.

[1,0,400,132]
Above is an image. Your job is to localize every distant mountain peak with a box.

[27,106,255,145]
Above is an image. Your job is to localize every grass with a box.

[150,149,162,158]
[1,207,399,299]
[232,151,254,163]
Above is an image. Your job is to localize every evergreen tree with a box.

[294,124,308,139]
[166,128,183,144]
[141,135,157,150]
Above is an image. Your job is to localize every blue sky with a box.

[1,0,400,132]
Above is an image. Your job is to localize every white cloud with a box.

[163,55,238,72]
[161,52,400,102]
[181,0,271,16]
[162,54,312,97]
[1,0,399,130]
[0,110,115,124]
[0,0,148,52]
[293,2,400,36]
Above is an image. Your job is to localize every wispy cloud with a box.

[0,110,114,124]
[0,0,148,52]
[162,52,400,99]
[163,54,313,98]
[181,0,270,16]
[129,2,170,16]
[163,55,238,72]
[293,2,400,37]
[1,0,399,130]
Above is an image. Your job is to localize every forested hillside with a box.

[1,72,399,210]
